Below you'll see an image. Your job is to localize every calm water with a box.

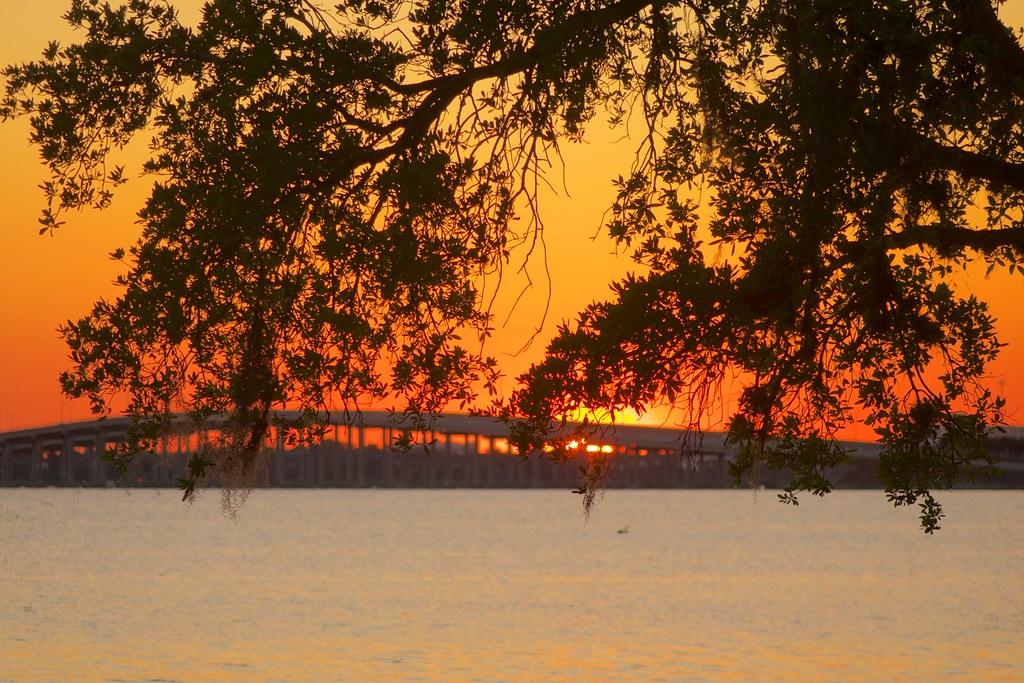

[1,489,1022,681]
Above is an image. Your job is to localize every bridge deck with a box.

[1,414,1020,490]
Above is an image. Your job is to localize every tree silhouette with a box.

[4,0,1022,529]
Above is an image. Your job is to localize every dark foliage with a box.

[5,0,1022,528]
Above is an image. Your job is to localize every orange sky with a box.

[2,1,1024,436]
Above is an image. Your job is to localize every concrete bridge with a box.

[0,412,729,489]
[1,413,1019,489]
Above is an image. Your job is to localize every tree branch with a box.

[888,222,1024,254]
[391,0,672,95]
[949,0,1024,99]
[330,0,673,177]
[910,129,1024,192]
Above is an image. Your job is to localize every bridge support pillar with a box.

[29,439,41,486]
[91,430,102,486]
[442,433,451,487]
[0,439,8,486]
[356,425,365,486]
